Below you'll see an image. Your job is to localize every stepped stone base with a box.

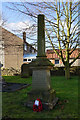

[26,89,58,110]
[25,66,58,110]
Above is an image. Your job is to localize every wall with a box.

[50,59,80,67]
[2,27,23,70]
[0,62,3,80]
[0,27,5,67]
[46,49,80,67]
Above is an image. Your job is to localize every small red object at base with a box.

[33,99,43,112]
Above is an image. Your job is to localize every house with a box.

[46,49,80,67]
[23,53,37,63]
[23,32,37,63]
[0,27,23,70]
[0,27,37,69]
[23,32,37,55]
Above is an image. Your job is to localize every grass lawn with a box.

[2,76,79,119]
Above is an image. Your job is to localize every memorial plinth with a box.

[26,14,58,110]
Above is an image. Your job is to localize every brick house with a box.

[46,49,80,67]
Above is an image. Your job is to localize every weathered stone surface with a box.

[26,14,58,110]
[32,67,51,91]
[21,63,32,78]
[0,63,3,93]
[26,89,58,110]
[1,67,21,76]
[1,27,23,69]
[29,57,54,67]
[37,14,45,57]
[0,63,3,81]
[2,82,30,92]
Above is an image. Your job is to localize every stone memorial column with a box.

[37,15,46,57]
[26,14,58,110]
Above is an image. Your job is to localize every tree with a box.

[0,13,7,26]
[6,0,80,79]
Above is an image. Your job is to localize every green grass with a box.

[2,76,79,119]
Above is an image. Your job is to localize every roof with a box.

[23,53,37,58]
[24,42,37,51]
[1,26,36,51]
[46,49,80,59]
[2,26,23,45]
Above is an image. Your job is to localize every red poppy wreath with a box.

[33,99,43,112]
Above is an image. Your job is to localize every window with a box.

[29,46,32,53]
[23,59,27,62]
[55,60,59,64]
[32,59,36,61]
[28,59,31,62]
[32,49,34,53]
[24,44,27,50]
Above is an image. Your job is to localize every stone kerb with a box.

[0,62,2,120]
[0,62,3,81]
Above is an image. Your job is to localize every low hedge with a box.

[51,66,80,76]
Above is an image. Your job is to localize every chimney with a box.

[23,32,26,55]
[23,32,26,43]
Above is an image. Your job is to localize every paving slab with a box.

[0,82,31,92]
